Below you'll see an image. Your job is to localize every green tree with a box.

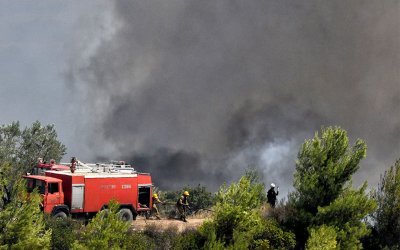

[183,185,215,212]
[306,225,337,250]
[288,126,375,248]
[18,121,67,174]
[0,180,51,249]
[45,216,82,250]
[245,166,267,204]
[0,121,66,207]
[370,159,400,249]
[0,122,21,206]
[72,200,130,250]
[201,175,295,249]
[0,122,20,164]
[314,183,375,249]
[161,185,215,217]
[0,163,12,207]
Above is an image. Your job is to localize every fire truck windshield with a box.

[26,179,46,194]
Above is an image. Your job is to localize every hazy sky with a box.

[1,1,399,193]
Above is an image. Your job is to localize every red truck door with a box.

[45,181,62,213]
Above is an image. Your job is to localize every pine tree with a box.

[201,175,295,249]
[72,200,130,250]
[0,180,51,249]
[371,159,400,249]
[0,121,66,207]
[18,121,67,174]
[289,126,376,248]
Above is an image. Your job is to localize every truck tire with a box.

[53,211,67,219]
[99,209,109,220]
[119,208,133,222]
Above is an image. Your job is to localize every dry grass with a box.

[131,216,206,233]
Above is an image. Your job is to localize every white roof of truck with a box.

[45,170,138,178]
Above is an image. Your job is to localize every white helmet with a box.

[271,183,276,188]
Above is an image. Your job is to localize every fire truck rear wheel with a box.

[54,211,67,219]
[119,208,133,222]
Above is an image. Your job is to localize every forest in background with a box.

[0,121,399,249]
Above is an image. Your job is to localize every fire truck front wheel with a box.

[119,208,133,222]
[53,211,67,219]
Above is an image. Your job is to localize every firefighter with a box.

[176,191,190,222]
[267,183,279,208]
[152,193,164,220]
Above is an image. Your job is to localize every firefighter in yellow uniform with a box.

[152,194,164,220]
[176,191,190,222]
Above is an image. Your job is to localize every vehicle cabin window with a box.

[48,183,59,194]
[26,179,46,194]
[26,179,35,193]
[36,180,46,194]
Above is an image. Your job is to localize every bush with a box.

[252,219,296,250]
[173,229,205,250]
[306,225,337,250]
[0,180,51,249]
[199,175,295,249]
[125,229,155,250]
[162,184,215,215]
[288,126,375,248]
[72,200,130,249]
[143,224,179,250]
[45,215,82,250]
[369,159,400,249]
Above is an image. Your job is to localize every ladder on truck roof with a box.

[60,158,136,174]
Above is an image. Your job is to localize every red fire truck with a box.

[23,169,153,221]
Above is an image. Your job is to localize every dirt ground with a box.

[131,216,207,232]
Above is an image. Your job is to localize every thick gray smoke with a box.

[67,1,399,193]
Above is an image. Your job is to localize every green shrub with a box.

[124,229,155,250]
[45,215,82,250]
[143,224,179,250]
[306,225,337,250]
[72,200,129,250]
[162,184,215,214]
[251,219,296,250]
[0,180,51,249]
[369,159,400,249]
[289,126,375,248]
[173,229,205,250]
[200,175,295,249]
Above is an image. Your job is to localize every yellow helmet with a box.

[183,191,189,196]
[153,194,158,199]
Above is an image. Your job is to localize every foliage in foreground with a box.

[1,122,398,249]
[306,224,337,250]
[0,121,66,207]
[366,159,400,249]
[45,216,83,250]
[200,175,295,249]
[72,200,130,250]
[0,180,51,249]
[287,126,376,249]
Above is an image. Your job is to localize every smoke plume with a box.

[67,1,400,193]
